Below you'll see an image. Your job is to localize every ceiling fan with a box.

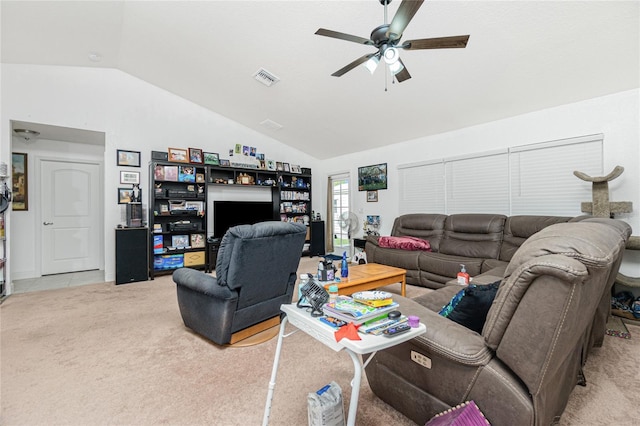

[315,0,470,83]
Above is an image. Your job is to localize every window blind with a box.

[397,134,603,216]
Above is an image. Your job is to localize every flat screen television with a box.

[213,201,276,238]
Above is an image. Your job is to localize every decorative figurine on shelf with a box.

[131,184,141,203]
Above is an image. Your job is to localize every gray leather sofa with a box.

[364,218,631,426]
[366,214,574,289]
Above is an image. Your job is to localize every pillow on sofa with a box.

[438,281,501,333]
[378,236,431,251]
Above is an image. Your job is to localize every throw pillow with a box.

[378,236,431,251]
[438,281,501,333]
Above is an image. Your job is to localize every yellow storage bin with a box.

[184,251,205,267]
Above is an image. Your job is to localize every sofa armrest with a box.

[413,310,493,366]
[389,296,492,366]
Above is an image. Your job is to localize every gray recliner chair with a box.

[172,221,306,345]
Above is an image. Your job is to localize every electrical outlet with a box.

[411,350,432,369]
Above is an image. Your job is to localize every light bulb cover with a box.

[364,56,380,74]
[383,47,399,64]
[389,60,404,75]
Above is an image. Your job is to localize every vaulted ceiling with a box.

[2,1,638,159]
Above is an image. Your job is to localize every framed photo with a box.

[164,165,178,181]
[168,147,189,163]
[12,152,28,211]
[283,163,290,173]
[171,234,190,248]
[178,166,195,182]
[154,165,165,181]
[204,152,220,165]
[120,170,140,185]
[190,233,206,248]
[118,188,133,204]
[290,164,302,174]
[196,173,205,183]
[367,190,378,202]
[117,149,141,167]
[189,148,203,164]
[219,159,230,167]
[267,160,276,171]
[276,162,284,171]
[358,163,388,191]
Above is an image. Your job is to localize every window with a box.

[399,134,603,216]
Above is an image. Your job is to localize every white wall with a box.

[320,89,640,275]
[2,63,638,286]
[1,64,317,288]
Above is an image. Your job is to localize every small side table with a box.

[262,303,426,426]
[353,238,366,253]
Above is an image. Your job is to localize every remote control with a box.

[383,323,411,336]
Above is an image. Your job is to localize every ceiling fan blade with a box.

[315,28,373,45]
[331,53,377,77]
[387,0,425,40]
[402,35,470,50]
[395,59,411,83]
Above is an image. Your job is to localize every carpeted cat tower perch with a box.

[574,165,639,336]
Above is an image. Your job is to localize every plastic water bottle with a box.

[328,284,339,304]
[298,273,310,300]
[341,251,349,278]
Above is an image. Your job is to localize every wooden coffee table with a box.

[323,263,407,297]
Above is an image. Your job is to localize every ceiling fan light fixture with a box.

[383,46,399,64]
[364,55,380,74]
[388,60,404,75]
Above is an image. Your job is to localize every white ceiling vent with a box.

[253,68,280,87]
[260,119,283,131]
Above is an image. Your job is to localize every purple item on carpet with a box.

[425,400,491,426]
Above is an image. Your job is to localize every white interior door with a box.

[41,159,101,275]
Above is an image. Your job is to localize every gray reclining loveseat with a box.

[365,214,574,289]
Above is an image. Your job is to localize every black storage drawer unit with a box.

[116,227,149,284]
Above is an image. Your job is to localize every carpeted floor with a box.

[2,258,640,425]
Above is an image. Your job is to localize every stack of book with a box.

[320,292,407,334]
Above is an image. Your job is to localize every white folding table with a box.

[262,303,426,426]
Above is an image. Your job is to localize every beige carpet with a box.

[1,258,639,425]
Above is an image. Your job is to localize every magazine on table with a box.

[323,296,398,325]
[359,315,408,335]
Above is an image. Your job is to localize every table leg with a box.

[401,274,406,297]
[262,317,289,426]
[345,350,363,426]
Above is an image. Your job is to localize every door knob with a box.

[43,222,54,225]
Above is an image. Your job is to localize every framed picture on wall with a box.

[117,149,141,167]
[118,188,132,204]
[367,190,378,202]
[120,170,140,185]
[12,152,28,210]
[357,163,388,191]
